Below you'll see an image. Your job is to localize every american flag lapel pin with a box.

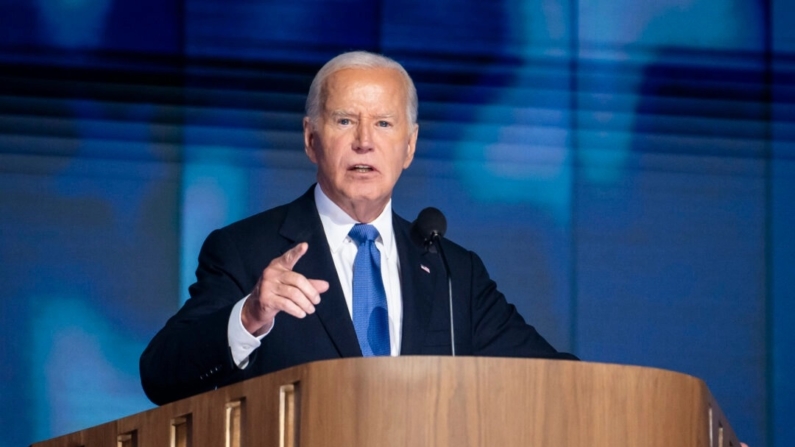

[420,264,430,274]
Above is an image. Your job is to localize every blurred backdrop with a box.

[0,0,793,446]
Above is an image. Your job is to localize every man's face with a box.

[304,67,418,220]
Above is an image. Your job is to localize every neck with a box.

[341,200,388,223]
[316,183,389,223]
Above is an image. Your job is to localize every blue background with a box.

[0,0,792,446]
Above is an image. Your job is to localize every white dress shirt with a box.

[227,184,403,368]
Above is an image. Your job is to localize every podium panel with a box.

[31,357,740,447]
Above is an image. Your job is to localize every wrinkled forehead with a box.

[320,67,409,114]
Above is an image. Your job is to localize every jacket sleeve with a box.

[467,250,579,360]
[139,229,256,405]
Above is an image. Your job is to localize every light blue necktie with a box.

[348,224,390,356]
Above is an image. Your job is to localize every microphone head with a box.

[410,207,447,247]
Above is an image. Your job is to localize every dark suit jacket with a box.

[140,186,576,405]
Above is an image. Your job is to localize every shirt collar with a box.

[314,184,394,254]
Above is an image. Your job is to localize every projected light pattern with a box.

[579,0,765,50]
[30,297,154,441]
[35,0,113,48]
[453,63,573,216]
[180,160,249,304]
[0,0,792,447]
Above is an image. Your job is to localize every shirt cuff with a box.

[227,294,271,369]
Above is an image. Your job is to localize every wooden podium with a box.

[31,357,740,447]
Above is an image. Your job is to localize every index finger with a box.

[276,242,309,271]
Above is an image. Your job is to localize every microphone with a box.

[410,207,447,248]
[411,207,455,356]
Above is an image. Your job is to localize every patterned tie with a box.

[348,224,390,356]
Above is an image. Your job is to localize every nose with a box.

[353,122,374,153]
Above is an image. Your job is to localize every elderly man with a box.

[140,51,576,406]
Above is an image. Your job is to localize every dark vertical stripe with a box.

[176,0,188,307]
[763,0,774,446]
[375,0,383,53]
[569,0,580,354]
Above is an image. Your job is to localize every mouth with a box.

[349,164,376,173]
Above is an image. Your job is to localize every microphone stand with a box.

[431,232,455,356]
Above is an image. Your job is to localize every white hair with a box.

[305,51,418,125]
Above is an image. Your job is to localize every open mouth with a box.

[350,164,375,173]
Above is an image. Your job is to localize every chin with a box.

[348,193,382,203]
[343,183,384,198]
[347,189,388,204]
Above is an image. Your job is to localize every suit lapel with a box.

[279,187,363,358]
[277,190,442,357]
[393,214,438,355]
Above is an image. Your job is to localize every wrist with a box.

[241,299,274,336]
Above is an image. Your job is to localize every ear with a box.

[402,122,419,169]
[303,116,318,164]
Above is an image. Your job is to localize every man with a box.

[140,51,576,406]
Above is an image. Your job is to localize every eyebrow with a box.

[329,110,397,119]
[330,110,356,118]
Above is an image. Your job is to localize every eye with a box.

[376,120,391,127]
[338,118,351,125]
